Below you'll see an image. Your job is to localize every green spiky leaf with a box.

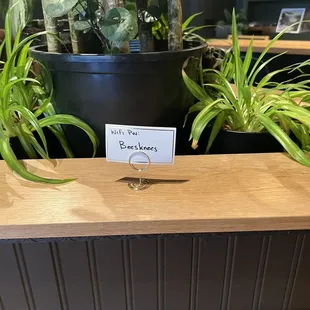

[0,9,99,184]
[206,111,225,153]
[182,8,310,167]
[182,12,203,31]
[38,114,99,157]
[0,137,74,184]
[259,114,310,167]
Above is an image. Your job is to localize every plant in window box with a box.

[0,8,98,183]
[183,9,310,167]
[28,0,207,157]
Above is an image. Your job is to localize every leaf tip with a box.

[192,140,199,149]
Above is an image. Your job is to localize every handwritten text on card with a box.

[105,125,176,164]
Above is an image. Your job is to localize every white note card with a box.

[105,124,176,164]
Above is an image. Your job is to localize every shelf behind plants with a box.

[208,38,310,56]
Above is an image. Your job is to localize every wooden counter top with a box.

[0,153,310,239]
[208,38,310,55]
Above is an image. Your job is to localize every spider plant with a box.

[182,9,310,167]
[0,8,98,183]
[152,11,209,42]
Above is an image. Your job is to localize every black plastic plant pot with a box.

[153,40,200,52]
[193,129,284,155]
[209,130,283,154]
[30,43,208,157]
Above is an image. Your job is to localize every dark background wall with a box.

[183,0,235,37]
[241,0,310,83]
[0,0,235,30]
[247,0,310,24]
[2,0,309,32]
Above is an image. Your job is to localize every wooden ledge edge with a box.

[1,216,310,240]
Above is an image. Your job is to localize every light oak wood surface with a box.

[208,38,310,55]
[0,153,310,239]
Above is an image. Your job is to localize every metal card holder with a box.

[128,151,151,191]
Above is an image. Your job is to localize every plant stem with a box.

[167,0,183,51]
[15,125,38,159]
[2,120,15,137]
[102,0,130,53]
[68,10,83,54]
[136,0,154,52]
[41,0,61,53]
[79,0,110,51]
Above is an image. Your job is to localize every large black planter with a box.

[193,129,283,155]
[30,43,207,157]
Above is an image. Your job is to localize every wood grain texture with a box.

[0,153,310,239]
[208,39,310,55]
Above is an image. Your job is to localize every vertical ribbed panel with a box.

[86,240,102,310]
[282,234,305,309]
[130,239,158,310]
[256,234,297,309]
[94,239,127,310]
[0,244,29,309]
[13,243,36,310]
[50,242,69,309]
[189,237,199,310]
[196,236,228,310]
[157,239,165,310]
[228,235,263,309]
[221,236,236,310]
[0,294,4,310]
[251,236,271,310]
[57,241,95,310]
[1,234,310,309]
[287,235,310,309]
[122,240,133,310]
[164,237,193,310]
[21,242,63,310]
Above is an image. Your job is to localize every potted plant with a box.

[216,8,248,39]
[182,9,310,167]
[0,8,98,183]
[28,0,207,157]
[151,10,210,51]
